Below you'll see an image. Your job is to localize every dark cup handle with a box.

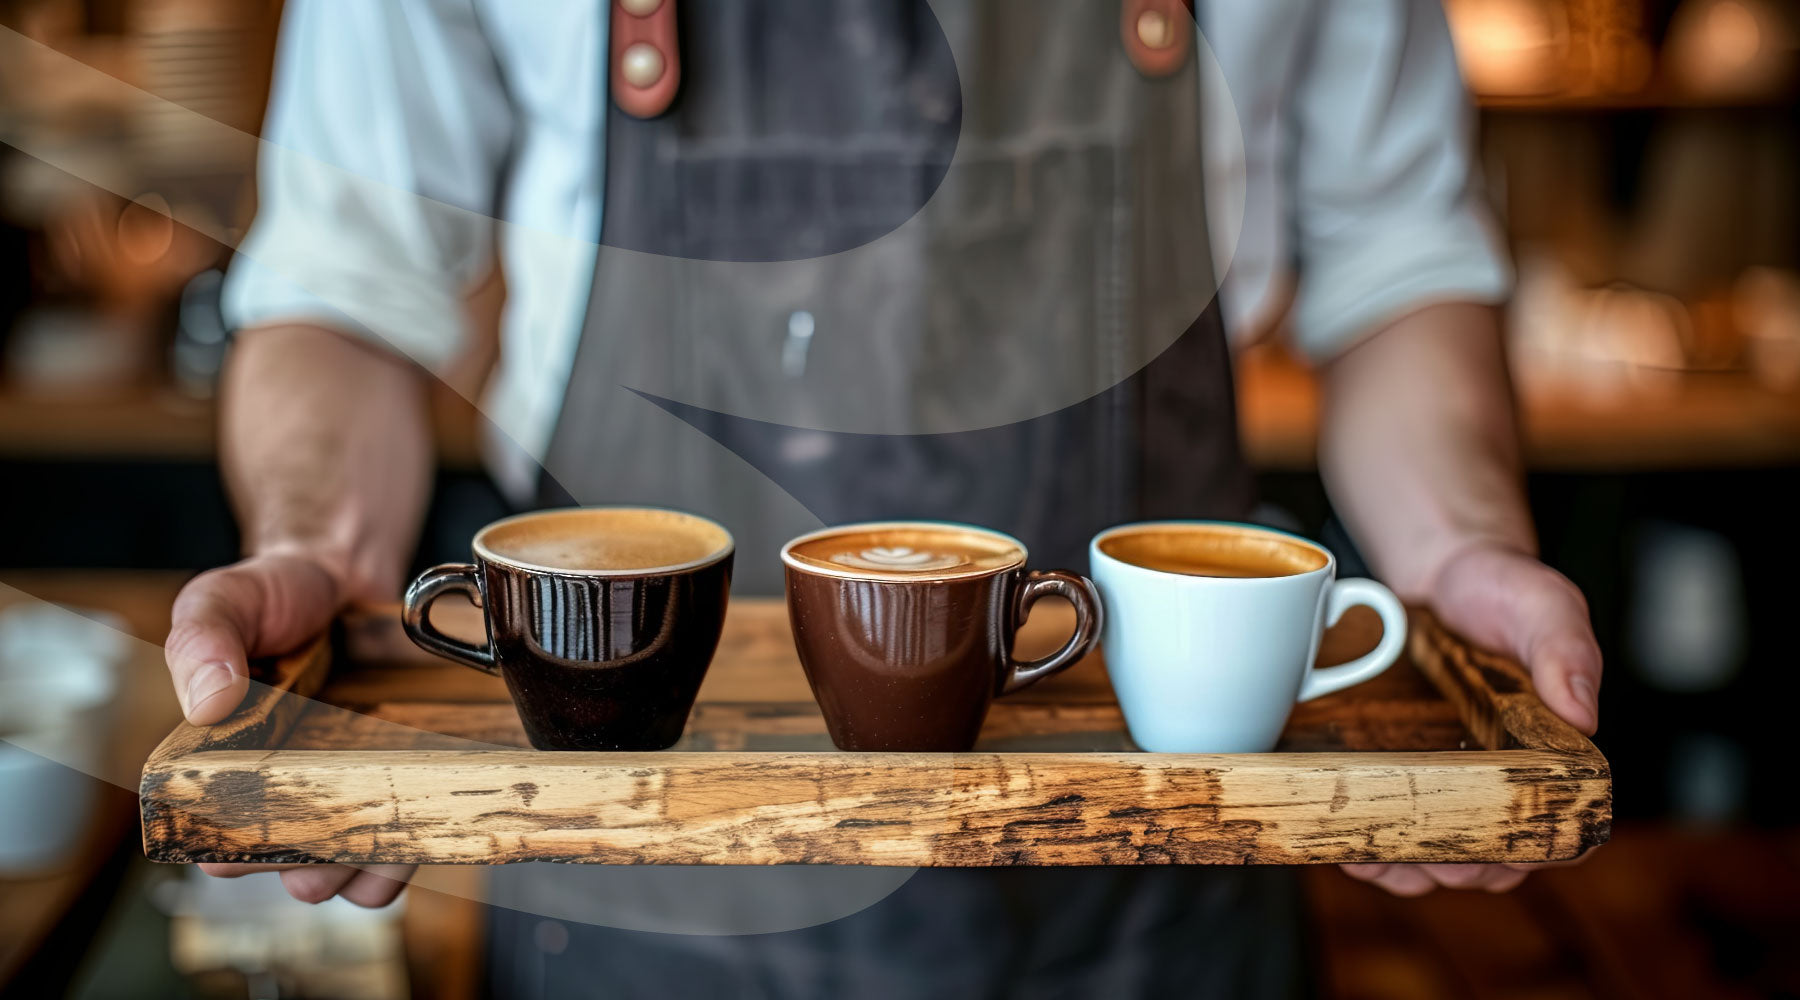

[1002,569,1104,696]
[402,563,497,675]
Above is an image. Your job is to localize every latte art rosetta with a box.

[785,524,1025,580]
[830,546,966,573]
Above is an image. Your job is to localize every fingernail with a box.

[185,661,234,717]
[1569,675,1598,724]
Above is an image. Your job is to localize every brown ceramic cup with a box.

[781,521,1103,751]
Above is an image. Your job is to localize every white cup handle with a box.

[1298,578,1408,703]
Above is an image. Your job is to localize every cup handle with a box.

[1298,578,1407,702]
[1002,570,1104,696]
[402,563,498,675]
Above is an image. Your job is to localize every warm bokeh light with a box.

[1446,0,1567,96]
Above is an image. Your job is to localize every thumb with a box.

[164,556,341,725]
[1515,595,1604,737]
[1491,563,1602,735]
[165,570,256,726]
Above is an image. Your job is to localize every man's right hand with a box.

[164,551,414,907]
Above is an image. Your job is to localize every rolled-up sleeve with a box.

[223,0,513,372]
[1287,0,1512,359]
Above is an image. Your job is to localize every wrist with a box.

[247,530,405,606]
[1396,533,1536,603]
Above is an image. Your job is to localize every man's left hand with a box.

[1341,542,1602,896]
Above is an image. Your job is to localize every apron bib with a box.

[501,4,1298,998]
[539,0,1250,594]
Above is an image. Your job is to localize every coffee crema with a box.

[783,524,1025,580]
[477,507,732,574]
[1098,524,1329,579]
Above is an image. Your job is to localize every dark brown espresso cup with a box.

[781,521,1103,752]
[402,507,733,751]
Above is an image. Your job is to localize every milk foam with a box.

[478,508,732,573]
[785,525,1024,580]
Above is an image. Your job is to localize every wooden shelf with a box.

[1235,351,1800,472]
[0,385,484,468]
[1477,89,1797,112]
[6,361,1799,473]
[0,390,215,461]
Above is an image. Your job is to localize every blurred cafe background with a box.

[1,0,1798,997]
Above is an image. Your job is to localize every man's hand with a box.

[1316,303,1603,897]
[165,550,417,907]
[1342,542,1602,896]
[166,323,434,907]
[1421,542,1602,735]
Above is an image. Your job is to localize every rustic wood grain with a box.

[1407,607,1599,755]
[144,630,332,765]
[139,746,1605,866]
[142,599,1610,867]
[283,690,1468,755]
[140,632,333,858]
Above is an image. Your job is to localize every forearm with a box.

[219,324,436,601]
[1316,303,1534,598]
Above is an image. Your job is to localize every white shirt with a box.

[224,0,1509,501]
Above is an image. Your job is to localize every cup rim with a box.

[472,506,735,578]
[780,520,1030,582]
[1088,520,1336,584]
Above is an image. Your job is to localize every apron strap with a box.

[611,0,681,118]
[610,0,1192,117]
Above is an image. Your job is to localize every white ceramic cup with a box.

[1089,521,1408,753]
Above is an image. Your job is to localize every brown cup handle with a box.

[402,563,497,675]
[1002,570,1104,696]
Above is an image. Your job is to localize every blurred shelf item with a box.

[0,385,486,468]
[0,571,189,990]
[1236,347,1800,472]
[1446,0,1579,99]
[1737,267,1800,390]
[1447,0,1656,104]
[1663,0,1799,105]
[163,872,408,999]
[1453,0,1799,112]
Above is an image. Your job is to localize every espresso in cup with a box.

[403,507,733,751]
[1096,527,1328,579]
[1090,522,1407,754]
[783,522,1102,752]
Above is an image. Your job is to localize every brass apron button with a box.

[621,43,666,88]
[1121,0,1192,77]
[611,0,680,117]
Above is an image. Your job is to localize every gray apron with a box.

[537,0,1250,593]
[500,2,1301,996]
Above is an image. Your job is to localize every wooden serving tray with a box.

[140,600,1610,867]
